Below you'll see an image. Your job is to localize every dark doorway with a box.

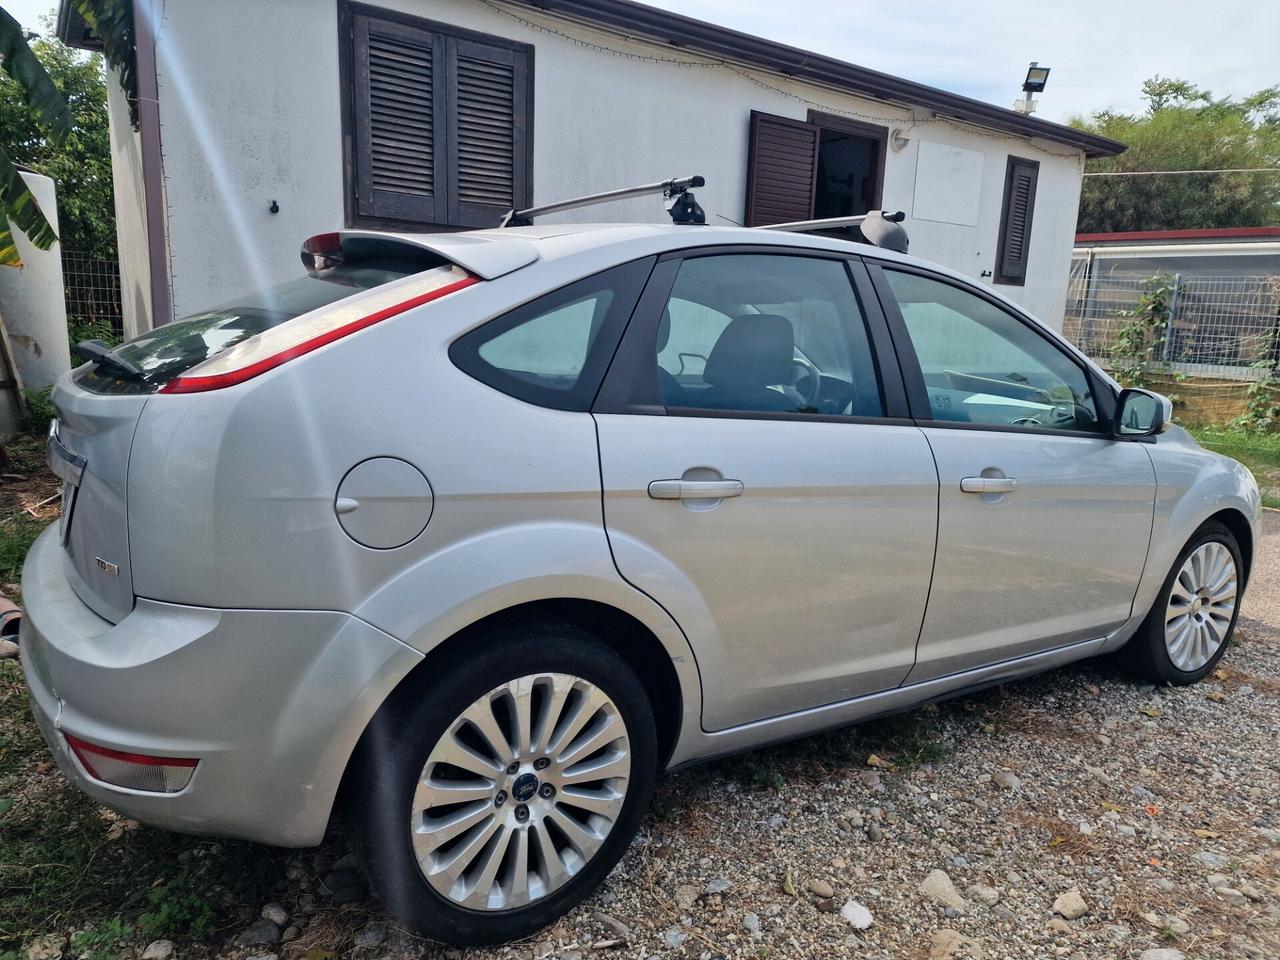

[808,112,886,240]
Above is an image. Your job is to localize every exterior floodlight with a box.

[1022,63,1051,93]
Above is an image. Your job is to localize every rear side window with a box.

[451,258,653,410]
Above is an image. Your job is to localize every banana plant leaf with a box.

[0,7,73,144]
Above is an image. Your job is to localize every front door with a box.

[872,265,1156,683]
[593,251,939,730]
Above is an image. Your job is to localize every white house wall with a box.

[104,71,152,338]
[149,0,1085,326]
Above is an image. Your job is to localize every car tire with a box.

[349,618,658,946]
[1121,520,1243,685]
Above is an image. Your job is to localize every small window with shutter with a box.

[342,3,532,230]
[994,156,1039,286]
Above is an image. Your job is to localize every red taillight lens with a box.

[160,267,478,394]
[65,733,198,793]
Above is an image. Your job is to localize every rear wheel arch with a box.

[342,599,685,800]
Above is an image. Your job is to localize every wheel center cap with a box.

[512,772,539,803]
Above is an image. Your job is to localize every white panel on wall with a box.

[912,140,984,226]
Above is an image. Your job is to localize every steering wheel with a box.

[790,357,822,408]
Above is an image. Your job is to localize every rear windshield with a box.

[74,259,428,394]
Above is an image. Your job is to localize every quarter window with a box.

[450,259,652,411]
[884,269,1102,432]
[653,255,883,417]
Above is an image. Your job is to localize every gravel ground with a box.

[9,516,1280,960]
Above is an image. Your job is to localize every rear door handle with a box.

[960,476,1018,494]
[648,479,745,500]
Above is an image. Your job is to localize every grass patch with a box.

[0,433,288,951]
[1186,425,1280,508]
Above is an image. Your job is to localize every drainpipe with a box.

[133,0,173,328]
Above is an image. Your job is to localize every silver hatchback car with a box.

[22,214,1258,944]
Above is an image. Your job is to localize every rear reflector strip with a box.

[160,268,479,394]
[65,733,198,794]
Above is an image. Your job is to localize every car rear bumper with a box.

[19,525,422,846]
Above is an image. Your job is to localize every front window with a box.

[884,269,1102,432]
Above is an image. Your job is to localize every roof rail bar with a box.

[499,175,706,227]
[762,210,910,253]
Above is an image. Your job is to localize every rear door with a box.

[593,250,939,731]
[868,263,1155,682]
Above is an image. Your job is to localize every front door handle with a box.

[648,479,745,500]
[960,476,1018,494]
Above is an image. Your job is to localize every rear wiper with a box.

[74,339,143,380]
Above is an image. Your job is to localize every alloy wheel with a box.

[1164,540,1237,672]
[410,672,631,911]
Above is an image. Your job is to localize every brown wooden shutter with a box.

[744,111,820,226]
[447,37,531,227]
[994,156,1040,285]
[351,14,445,224]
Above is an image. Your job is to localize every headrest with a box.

[704,314,794,389]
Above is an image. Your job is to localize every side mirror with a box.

[1114,388,1172,437]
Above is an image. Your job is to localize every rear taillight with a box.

[160,266,478,394]
[65,733,198,793]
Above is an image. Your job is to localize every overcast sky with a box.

[7,0,1278,123]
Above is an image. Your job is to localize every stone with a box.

[1048,918,1072,934]
[1137,951,1185,960]
[0,638,18,659]
[352,923,386,948]
[25,935,66,960]
[1215,887,1247,906]
[866,823,884,841]
[704,878,731,895]
[593,912,630,941]
[929,929,984,959]
[674,885,698,911]
[742,912,760,936]
[243,955,277,960]
[807,878,835,899]
[661,928,687,948]
[322,870,366,904]
[919,870,967,913]
[1240,885,1264,902]
[1193,850,1229,869]
[1164,916,1191,935]
[839,899,873,930]
[1052,889,1089,920]
[280,927,301,943]
[260,903,289,927]
[1206,873,1231,889]
[966,883,1000,906]
[140,941,174,960]
[235,920,281,947]
[993,770,1021,790]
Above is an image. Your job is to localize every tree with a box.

[0,0,132,265]
[0,29,115,255]
[1071,77,1280,234]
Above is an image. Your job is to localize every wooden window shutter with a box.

[351,14,445,223]
[744,111,820,227]
[995,156,1040,285]
[446,37,531,227]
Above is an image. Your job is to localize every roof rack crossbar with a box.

[761,209,910,253]
[499,175,705,227]
[761,210,906,233]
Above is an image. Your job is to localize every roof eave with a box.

[502,0,1126,158]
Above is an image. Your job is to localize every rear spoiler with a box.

[301,230,539,280]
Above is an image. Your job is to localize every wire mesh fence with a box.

[62,249,124,341]
[1063,272,1280,380]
